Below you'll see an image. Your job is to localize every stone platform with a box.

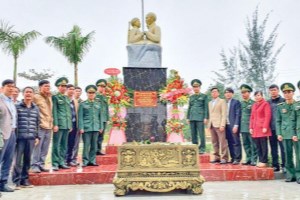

[29,146,274,185]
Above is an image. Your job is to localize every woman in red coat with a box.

[249,91,272,168]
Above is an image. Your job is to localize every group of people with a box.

[187,79,300,184]
[0,77,109,193]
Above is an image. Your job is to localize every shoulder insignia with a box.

[277,102,285,106]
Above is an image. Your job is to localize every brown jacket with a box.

[208,97,227,128]
[34,93,53,129]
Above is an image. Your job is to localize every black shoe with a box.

[210,160,220,164]
[96,152,106,156]
[273,167,280,172]
[52,166,59,171]
[250,162,257,166]
[59,165,71,169]
[220,160,227,164]
[88,163,99,166]
[39,166,50,172]
[242,161,251,165]
[232,161,240,165]
[0,184,14,192]
[30,166,41,173]
[68,162,78,167]
[20,180,34,188]
[285,178,296,182]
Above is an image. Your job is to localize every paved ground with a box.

[1,180,299,200]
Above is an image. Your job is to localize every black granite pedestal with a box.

[123,67,167,142]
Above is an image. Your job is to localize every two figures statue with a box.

[128,12,161,45]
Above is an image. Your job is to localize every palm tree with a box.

[0,21,41,83]
[45,25,95,86]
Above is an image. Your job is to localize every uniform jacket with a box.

[250,99,272,138]
[208,97,227,128]
[78,100,103,132]
[34,93,53,129]
[293,101,300,138]
[52,93,72,130]
[0,94,15,139]
[16,100,40,140]
[96,93,109,122]
[268,96,285,131]
[187,93,209,121]
[240,99,255,133]
[227,98,241,130]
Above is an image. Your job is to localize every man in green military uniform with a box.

[95,79,109,155]
[277,83,298,182]
[240,84,257,166]
[292,81,300,184]
[52,77,72,171]
[79,85,103,167]
[187,79,208,154]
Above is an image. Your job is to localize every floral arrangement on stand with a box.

[159,70,191,142]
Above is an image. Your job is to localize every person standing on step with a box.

[65,84,79,167]
[95,79,109,156]
[187,79,209,154]
[31,80,53,173]
[250,91,272,168]
[51,77,72,171]
[290,81,300,184]
[79,85,103,167]
[208,86,228,164]
[0,79,17,192]
[268,84,286,172]
[224,88,242,165]
[13,87,39,189]
[239,84,257,166]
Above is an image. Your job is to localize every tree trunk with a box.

[74,63,78,87]
[13,56,18,84]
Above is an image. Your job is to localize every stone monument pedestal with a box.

[127,44,162,67]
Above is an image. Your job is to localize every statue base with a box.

[127,44,162,67]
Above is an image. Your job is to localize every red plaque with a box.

[134,91,157,107]
[104,68,121,76]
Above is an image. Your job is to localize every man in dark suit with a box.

[224,88,242,165]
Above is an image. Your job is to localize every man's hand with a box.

[277,135,283,141]
[220,126,225,132]
[186,120,190,124]
[80,129,84,134]
[262,128,267,133]
[53,126,59,133]
[204,119,208,125]
[69,128,73,133]
[34,138,39,146]
[292,136,298,142]
[99,129,103,134]
[232,127,238,134]
[249,129,253,135]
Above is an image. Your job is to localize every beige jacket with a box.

[34,93,53,129]
[208,97,227,128]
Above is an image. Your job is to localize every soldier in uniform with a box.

[79,85,103,167]
[52,77,72,171]
[240,84,257,166]
[95,79,109,155]
[276,83,298,182]
[187,79,209,154]
[292,81,300,184]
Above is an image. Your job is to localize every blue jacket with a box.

[227,98,241,130]
[16,100,40,140]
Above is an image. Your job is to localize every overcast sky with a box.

[1,0,300,92]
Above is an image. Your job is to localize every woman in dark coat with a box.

[249,91,272,168]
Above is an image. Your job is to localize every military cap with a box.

[2,79,15,87]
[96,79,107,87]
[225,87,234,93]
[85,85,97,93]
[240,84,253,92]
[297,80,300,89]
[280,83,295,92]
[55,77,68,87]
[191,79,202,87]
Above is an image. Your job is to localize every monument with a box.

[124,12,167,142]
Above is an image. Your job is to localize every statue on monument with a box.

[127,12,162,67]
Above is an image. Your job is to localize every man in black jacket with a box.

[268,84,285,172]
[13,87,40,189]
